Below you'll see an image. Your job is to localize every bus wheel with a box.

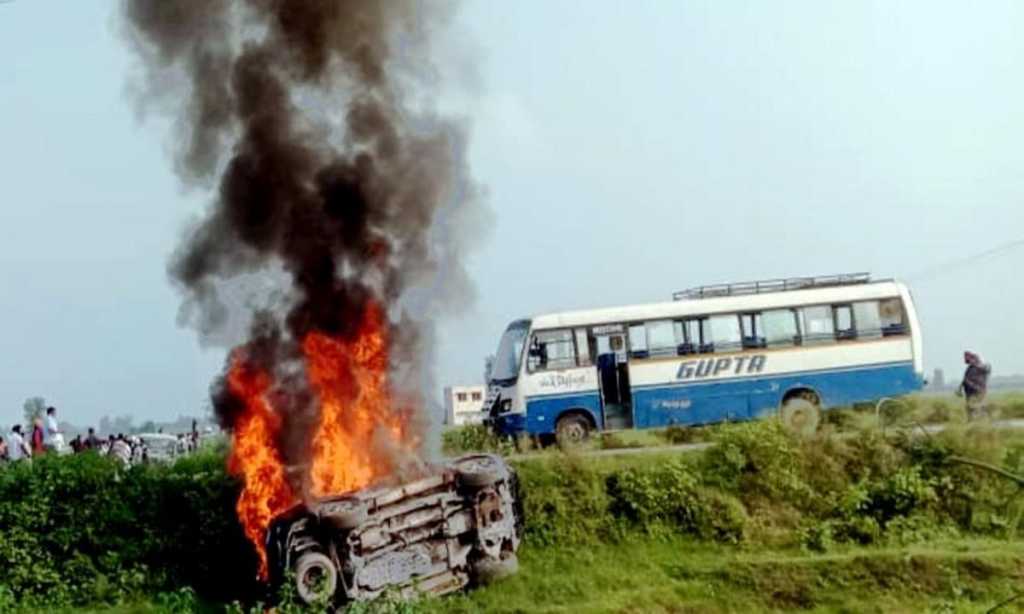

[780,396,820,437]
[556,414,591,448]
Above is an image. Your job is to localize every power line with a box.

[905,238,1024,283]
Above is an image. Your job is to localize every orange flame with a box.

[226,301,419,579]
[306,302,415,497]
[225,358,296,579]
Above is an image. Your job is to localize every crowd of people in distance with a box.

[0,406,204,467]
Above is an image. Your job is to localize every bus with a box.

[484,273,924,444]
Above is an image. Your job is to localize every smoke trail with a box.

[122,1,484,476]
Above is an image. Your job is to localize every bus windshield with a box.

[491,320,530,383]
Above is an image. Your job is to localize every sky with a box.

[1,1,1022,428]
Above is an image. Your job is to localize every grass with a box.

[424,538,1024,614]
[30,538,1024,613]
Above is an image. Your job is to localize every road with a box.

[506,418,1024,462]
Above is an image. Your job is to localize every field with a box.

[5,393,1024,613]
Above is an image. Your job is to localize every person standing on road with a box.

[7,425,31,461]
[31,419,45,456]
[85,427,101,451]
[44,406,64,453]
[110,434,132,467]
[958,351,992,421]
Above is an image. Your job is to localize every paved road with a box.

[507,418,1024,462]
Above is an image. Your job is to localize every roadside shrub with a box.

[608,459,703,530]
[999,393,1024,419]
[701,421,812,504]
[657,425,701,445]
[908,397,961,424]
[441,425,514,456]
[606,458,745,542]
[0,450,257,609]
[515,455,615,546]
[598,432,633,450]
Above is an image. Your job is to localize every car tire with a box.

[455,454,506,488]
[555,414,591,448]
[472,553,519,585]
[321,497,369,531]
[780,396,821,437]
[293,551,337,605]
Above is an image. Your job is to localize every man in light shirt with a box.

[44,406,65,453]
[7,424,31,461]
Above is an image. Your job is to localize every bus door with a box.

[592,325,633,429]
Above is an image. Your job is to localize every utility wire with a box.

[905,238,1024,283]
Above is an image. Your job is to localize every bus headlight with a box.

[499,399,512,413]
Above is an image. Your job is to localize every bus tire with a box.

[780,396,820,437]
[555,414,591,448]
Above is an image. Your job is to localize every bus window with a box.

[645,320,677,357]
[527,329,577,371]
[762,309,799,347]
[707,314,742,352]
[834,305,855,340]
[879,298,907,336]
[628,324,648,359]
[740,313,766,349]
[681,318,704,354]
[853,301,883,339]
[800,305,834,345]
[575,328,593,366]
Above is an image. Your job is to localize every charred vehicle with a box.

[266,454,523,605]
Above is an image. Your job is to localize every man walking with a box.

[85,427,101,451]
[7,424,31,461]
[958,351,992,421]
[44,406,65,453]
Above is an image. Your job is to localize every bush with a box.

[598,432,633,450]
[515,455,615,546]
[657,425,701,445]
[0,451,258,609]
[441,425,514,456]
[6,416,1024,609]
[700,421,812,504]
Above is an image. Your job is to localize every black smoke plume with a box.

[121,0,483,472]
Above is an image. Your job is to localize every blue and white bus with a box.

[484,273,924,444]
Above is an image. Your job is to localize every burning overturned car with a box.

[265,453,523,605]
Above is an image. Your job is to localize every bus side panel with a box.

[748,361,921,418]
[631,361,921,426]
[523,392,603,435]
[632,383,748,428]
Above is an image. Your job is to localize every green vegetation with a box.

[7,396,1024,612]
[427,538,1024,613]
[0,449,259,612]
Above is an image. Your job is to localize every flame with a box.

[306,302,415,496]
[225,357,296,579]
[225,301,419,579]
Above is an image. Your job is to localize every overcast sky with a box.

[1,1,1022,428]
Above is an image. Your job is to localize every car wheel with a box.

[321,497,369,530]
[472,553,519,585]
[780,396,820,437]
[555,414,591,448]
[455,454,506,488]
[293,551,337,605]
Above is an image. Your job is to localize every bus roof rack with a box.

[673,272,872,301]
